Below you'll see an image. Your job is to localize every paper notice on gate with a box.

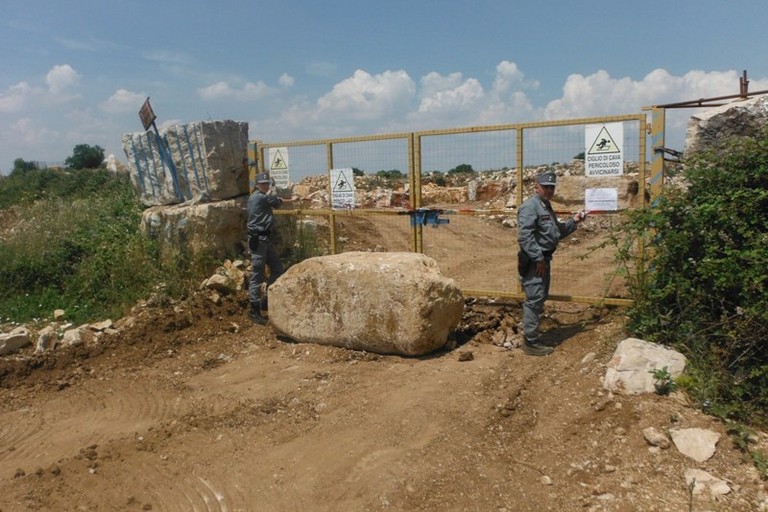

[585,188,618,212]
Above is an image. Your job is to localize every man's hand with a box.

[573,210,589,223]
[534,260,548,277]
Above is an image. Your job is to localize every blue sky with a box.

[1,0,768,174]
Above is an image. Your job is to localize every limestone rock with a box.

[268,252,465,356]
[35,325,58,354]
[685,95,768,155]
[603,338,687,395]
[684,468,731,497]
[122,120,249,206]
[643,426,670,449]
[60,325,96,347]
[140,198,247,262]
[671,428,720,462]
[89,319,114,331]
[0,327,31,356]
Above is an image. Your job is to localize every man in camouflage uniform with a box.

[246,172,298,325]
[517,171,587,355]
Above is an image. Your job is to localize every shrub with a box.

[447,164,475,175]
[611,131,768,425]
[0,170,202,325]
[65,144,105,170]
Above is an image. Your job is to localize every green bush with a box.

[65,144,105,170]
[447,163,475,175]
[0,169,202,325]
[375,169,404,179]
[612,132,768,425]
[0,167,121,208]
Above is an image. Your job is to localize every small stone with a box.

[458,351,474,362]
[643,427,671,449]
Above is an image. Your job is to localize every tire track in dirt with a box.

[0,381,187,475]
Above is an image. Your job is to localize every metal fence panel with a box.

[260,114,646,305]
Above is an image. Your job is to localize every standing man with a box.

[246,172,297,325]
[517,171,587,355]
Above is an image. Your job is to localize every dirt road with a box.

[1,292,764,511]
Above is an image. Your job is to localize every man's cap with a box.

[536,172,557,186]
[255,172,271,184]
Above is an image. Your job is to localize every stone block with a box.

[268,252,465,356]
[122,120,249,206]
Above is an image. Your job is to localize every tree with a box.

[447,163,475,175]
[12,158,37,175]
[352,168,365,177]
[65,144,105,170]
[376,169,404,179]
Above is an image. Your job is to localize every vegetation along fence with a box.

[250,114,648,306]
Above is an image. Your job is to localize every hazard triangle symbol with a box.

[333,169,353,192]
[270,149,288,170]
[588,126,620,154]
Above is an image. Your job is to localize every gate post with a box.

[649,107,666,203]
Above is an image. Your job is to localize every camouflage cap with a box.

[536,172,557,186]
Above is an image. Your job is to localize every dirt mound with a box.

[1,290,765,511]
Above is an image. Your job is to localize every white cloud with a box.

[543,68,760,121]
[100,89,147,113]
[11,117,57,145]
[0,82,35,112]
[539,68,768,149]
[316,69,416,120]
[417,72,484,113]
[46,64,80,95]
[5,58,768,174]
[259,65,768,154]
[408,63,538,127]
[492,60,538,95]
[198,80,276,101]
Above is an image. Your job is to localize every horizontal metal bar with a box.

[461,289,632,306]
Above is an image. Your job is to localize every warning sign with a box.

[268,147,290,188]
[585,123,624,177]
[330,168,356,209]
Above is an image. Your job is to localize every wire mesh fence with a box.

[262,114,647,305]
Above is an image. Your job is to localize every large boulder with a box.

[685,94,768,155]
[140,198,247,261]
[268,252,465,356]
[122,120,249,206]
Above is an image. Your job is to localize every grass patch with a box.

[0,169,203,325]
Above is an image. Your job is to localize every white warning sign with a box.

[330,168,356,210]
[585,188,618,212]
[585,123,623,177]
[268,147,290,188]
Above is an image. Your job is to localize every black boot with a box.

[260,295,268,311]
[523,338,554,356]
[249,307,267,325]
